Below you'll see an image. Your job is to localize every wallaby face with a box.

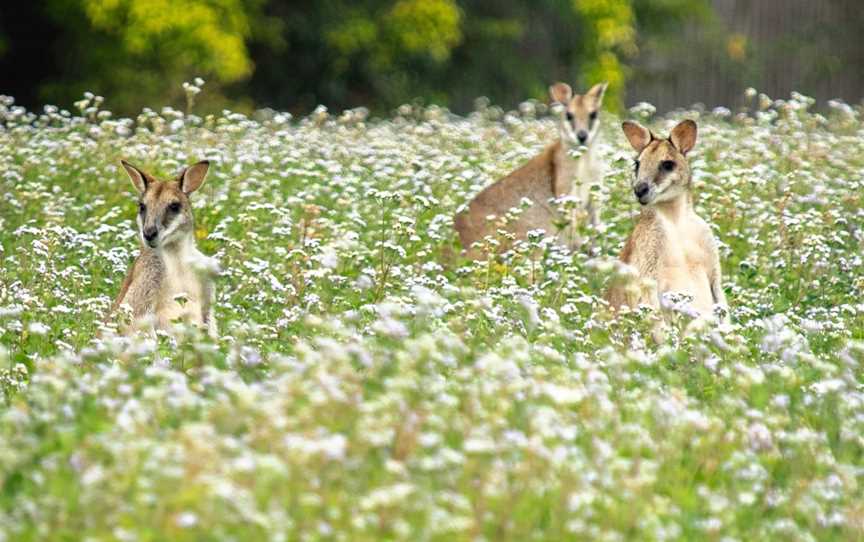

[622,120,696,206]
[550,82,608,147]
[121,160,209,249]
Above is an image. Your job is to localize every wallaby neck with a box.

[558,134,598,164]
[652,192,693,225]
[157,233,198,260]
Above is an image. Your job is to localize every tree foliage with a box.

[0,0,743,114]
[82,0,254,81]
[573,0,637,111]
[37,0,265,112]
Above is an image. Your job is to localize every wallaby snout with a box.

[142,226,158,246]
[634,182,650,203]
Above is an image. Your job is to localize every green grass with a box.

[1,93,863,540]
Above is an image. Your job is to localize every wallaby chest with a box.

[614,118,726,322]
[155,248,211,327]
[576,153,605,208]
[654,215,714,312]
[557,147,601,199]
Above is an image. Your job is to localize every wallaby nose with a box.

[577,130,588,144]
[143,226,158,243]
[634,182,650,202]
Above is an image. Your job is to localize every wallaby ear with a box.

[586,82,608,106]
[549,82,573,105]
[179,160,210,194]
[120,160,149,194]
[670,119,697,155]
[622,121,652,153]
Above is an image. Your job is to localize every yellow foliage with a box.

[82,0,253,82]
[573,0,637,112]
[325,0,462,70]
[578,0,636,51]
[580,51,628,111]
[386,0,462,62]
[327,18,379,55]
[726,33,747,61]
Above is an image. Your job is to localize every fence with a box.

[628,0,864,111]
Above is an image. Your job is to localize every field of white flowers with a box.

[1,89,863,541]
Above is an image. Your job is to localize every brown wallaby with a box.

[454,82,608,260]
[607,119,728,320]
[112,160,218,337]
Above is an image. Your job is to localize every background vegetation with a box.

[2,1,862,115]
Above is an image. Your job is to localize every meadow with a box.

[1,88,863,541]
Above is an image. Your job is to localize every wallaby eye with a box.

[634,159,640,173]
[661,160,676,172]
[168,202,182,213]
[565,112,574,122]
[138,202,146,214]
[589,111,598,122]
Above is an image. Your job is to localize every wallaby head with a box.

[549,81,608,147]
[621,119,697,206]
[120,160,210,249]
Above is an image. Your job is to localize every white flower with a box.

[747,423,774,452]
[27,321,50,335]
[175,512,198,528]
[360,483,415,510]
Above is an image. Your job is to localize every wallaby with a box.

[111,159,218,337]
[454,82,608,259]
[606,119,727,320]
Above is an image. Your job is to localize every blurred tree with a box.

[434,0,583,111]
[249,1,606,113]
[325,0,462,66]
[322,0,463,103]
[0,3,65,108]
[247,1,704,114]
[0,0,720,115]
[573,0,637,111]
[38,0,271,112]
[571,0,717,111]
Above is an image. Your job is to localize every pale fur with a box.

[112,160,218,337]
[454,82,608,259]
[607,119,728,320]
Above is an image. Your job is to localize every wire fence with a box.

[629,0,863,111]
